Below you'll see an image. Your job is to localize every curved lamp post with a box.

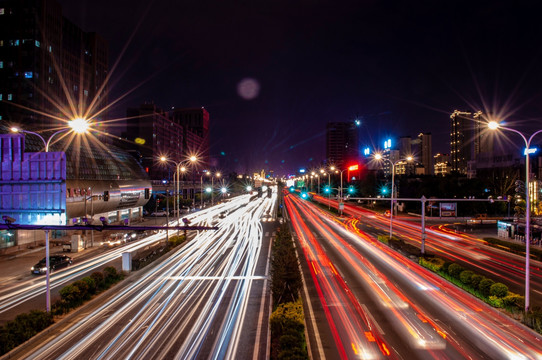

[374,153,413,240]
[12,118,91,313]
[488,121,542,312]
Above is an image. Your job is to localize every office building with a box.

[326,121,359,169]
[450,110,474,174]
[434,153,451,176]
[171,107,210,166]
[125,104,210,182]
[0,0,108,131]
[417,132,433,175]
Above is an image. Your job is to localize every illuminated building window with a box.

[0,61,3,68]
[7,94,12,101]
[24,71,32,78]
[0,8,4,15]
[84,89,88,96]
[0,94,2,101]
[35,40,40,47]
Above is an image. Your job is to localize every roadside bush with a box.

[271,224,302,305]
[490,283,509,298]
[59,284,82,307]
[81,276,97,295]
[91,271,105,290]
[104,266,122,285]
[479,278,495,297]
[470,274,483,289]
[441,261,453,273]
[488,295,504,308]
[447,263,464,279]
[168,234,186,248]
[503,293,525,309]
[270,299,307,360]
[0,310,53,355]
[419,257,445,272]
[459,270,474,285]
[72,279,90,300]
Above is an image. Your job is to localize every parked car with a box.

[150,210,168,217]
[31,255,72,275]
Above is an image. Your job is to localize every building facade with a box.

[450,110,474,174]
[0,0,108,131]
[417,132,433,175]
[326,121,359,169]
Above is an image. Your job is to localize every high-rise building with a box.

[0,0,108,131]
[418,132,433,175]
[326,121,359,169]
[434,153,451,176]
[450,110,474,174]
[171,107,210,166]
[124,104,210,181]
[473,111,494,157]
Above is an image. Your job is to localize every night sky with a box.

[58,0,542,175]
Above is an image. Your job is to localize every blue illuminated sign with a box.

[363,147,370,156]
[299,168,306,173]
[524,147,538,155]
[384,139,392,149]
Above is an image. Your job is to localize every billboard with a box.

[439,203,457,217]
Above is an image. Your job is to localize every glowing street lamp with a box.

[374,153,413,239]
[488,120,542,312]
[11,118,90,313]
[11,117,90,152]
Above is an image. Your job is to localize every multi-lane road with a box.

[285,191,542,359]
[3,190,277,359]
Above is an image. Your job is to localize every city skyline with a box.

[38,1,542,174]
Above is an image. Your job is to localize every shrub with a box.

[0,310,53,355]
[91,271,105,290]
[479,278,495,297]
[104,266,121,285]
[488,295,504,308]
[490,283,509,298]
[270,299,307,360]
[503,293,525,309]
[81,276,97,295]
[459,270,474,285]
[470,274,483,289]
[72,279,90,300]
[447,263,464,279]
[59,284,82,307]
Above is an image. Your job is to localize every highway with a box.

[285,192,542,359]
[313,194,542,307]
[6,190,276,359]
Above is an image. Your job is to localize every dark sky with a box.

[58,0,542,175]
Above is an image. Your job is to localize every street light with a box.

[488,121,542,312]
[374,153,413,240]
[12,118,91,313]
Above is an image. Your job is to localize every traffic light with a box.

[324,186,330,194]
[103,190,110,201]
[289,186,295,192]
[301,192,308,199]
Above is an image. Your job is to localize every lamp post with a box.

[188,156,198,208]
[374,153,413,240]
[212,172,221,206]
[488,121,542,312]
[160,157,190,236]
[12,118,90,313]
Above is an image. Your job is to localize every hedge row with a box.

[0,266,124,356]
[270,299,307,360]
[53,266,124,315]
[270,223,308,360]
[420,256,542,334]
[271,223,302,305]
[0,310,53,355]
